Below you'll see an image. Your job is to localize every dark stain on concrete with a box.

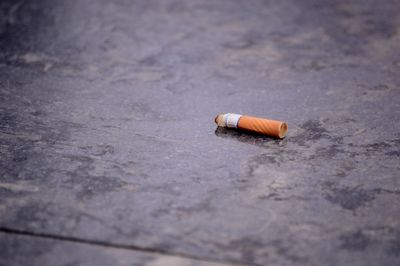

[370,84,390,91]
[387,235,400,257]
[62,154,129,200]
[290,120,331,146]
[311,144,345,159]
[325,187,377,211]
[339,230,370,251]
[385,150,400,157]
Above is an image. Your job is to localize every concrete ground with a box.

[0,0,399,265]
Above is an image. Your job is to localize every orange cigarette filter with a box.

[215,113,288,138]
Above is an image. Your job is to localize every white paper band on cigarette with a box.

[224,113,242,128]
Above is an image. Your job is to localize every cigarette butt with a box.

[214,113,288,138]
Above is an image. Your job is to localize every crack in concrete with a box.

[0,227,248,266]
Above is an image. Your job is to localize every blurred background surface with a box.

[0,0,399,265]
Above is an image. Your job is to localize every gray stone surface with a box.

[0,0,399,265]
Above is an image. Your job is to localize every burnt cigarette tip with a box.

[215,114,225,127]
[214,115,219,124]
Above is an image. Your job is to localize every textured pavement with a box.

[1,0,400,265]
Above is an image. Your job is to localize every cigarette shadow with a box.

[214,127,284,146]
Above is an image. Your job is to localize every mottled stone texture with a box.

[0,0,399,265]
